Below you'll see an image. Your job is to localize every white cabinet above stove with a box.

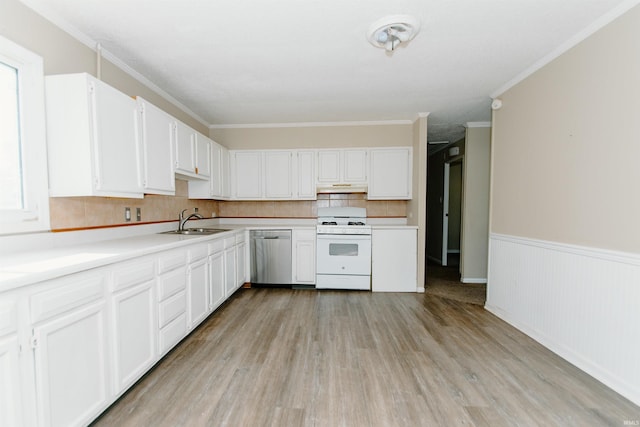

[316,149,368,186]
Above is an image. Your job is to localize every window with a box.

[0,36,49,235]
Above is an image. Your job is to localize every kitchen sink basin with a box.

[160,228,230,236]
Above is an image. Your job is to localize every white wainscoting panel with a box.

[486,233,640,406]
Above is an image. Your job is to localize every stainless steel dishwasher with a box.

[250,230,292,285]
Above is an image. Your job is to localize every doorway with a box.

[442,159,463,268]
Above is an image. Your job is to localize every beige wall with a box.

[491,4,640,253]
[461,126,490,280]
[209,123,412,149]
[407,116,428,289]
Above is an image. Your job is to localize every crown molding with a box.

[490,0,640,98]
[20,0,209,128]
[209,119,413,129]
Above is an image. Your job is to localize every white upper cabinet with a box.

[210,141,227,199]
[264,151,293,199]
[193,132,211,179]
[136,98,175,195]
[228,150,316,201]
[317,149,367,186]
[343,149,368,183]
[230,151,263,199]
[46,73,143,198]
[188,139,229,200]
[295,150,316,200]
[174,120,195,177]
[368,147,413,200]
[174,122,210,181]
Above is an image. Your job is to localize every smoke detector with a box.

[367,15,421,52]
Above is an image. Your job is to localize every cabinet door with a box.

[371,229,417,292]
[293,230,316,284]
[210,141,224,198]
[111,280,156,394]
[174,120,196,176]
[93,79,143,196]
[187,258,209,329]
[138,98,175,195]
[235,242,246,289]
[264,151,293,199]
[33,301,110,427]
[231,151,262,199]
[317,150,341,183]
[343,149,368,183]
[194,133,211,178]
[0,335,23,426]
[209,252,225,311]
[221,146,231,198]
[224,246,236,298]
[296,150,316,199]
[368,148,412,200]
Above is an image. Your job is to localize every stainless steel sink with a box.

[160,228,230,236]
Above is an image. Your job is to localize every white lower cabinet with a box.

[4,230,255,427]
[224,239,237,298]
[31,280,110,427]
[0,297,25,427]
[292,229,316,284]
[110,281,156,394]
[0,335,24,426]
[235,233,247,288]
[157,250,188,356]
[371,228,417,292]
[208,249,225,311]
[187,245,209,329]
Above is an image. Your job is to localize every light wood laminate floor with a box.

[92,289,639,426]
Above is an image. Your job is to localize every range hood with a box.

[316,184,368,194]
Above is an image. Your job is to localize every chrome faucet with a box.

[178,208,204,231]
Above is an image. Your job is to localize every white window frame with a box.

[0,36,50,235]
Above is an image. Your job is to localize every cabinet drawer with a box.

[208,238,225,254]
[0,298,18,337]
[188,244,208,262]
[158,267,186,301]
[223,236,236,249]
[30,271,105,324]
[235,231,246,244]
[294,229,316,240]
[157,250,187,274]
[159,290,186,328]
[111,258,155,292]
[159,313,187,355]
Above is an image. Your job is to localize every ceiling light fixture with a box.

[367,15,421,53]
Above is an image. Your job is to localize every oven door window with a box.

[329,243,358,256]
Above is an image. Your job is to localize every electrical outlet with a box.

[136,208,141,221]
[194,207,199,213]
[124,207,131,222]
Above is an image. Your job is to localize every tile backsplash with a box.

[49,183,406,230]
[218,194,407,218]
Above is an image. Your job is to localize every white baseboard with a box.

[461,277,486,284]
[487,233,640,406]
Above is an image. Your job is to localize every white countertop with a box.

[0,229,237,292]
[0,218,416,293]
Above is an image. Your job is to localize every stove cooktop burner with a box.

[321,221,338,225]
[348,221,365,226]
